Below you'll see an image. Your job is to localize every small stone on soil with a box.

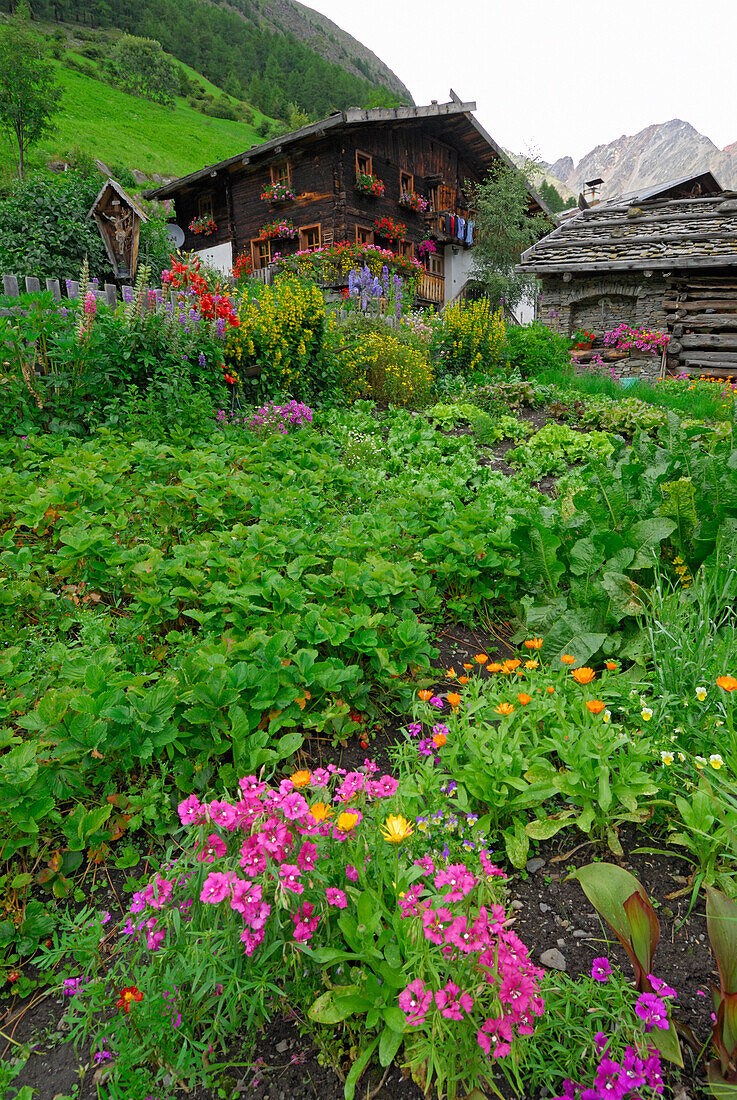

[540,948,567,971]
[526,858,545,873]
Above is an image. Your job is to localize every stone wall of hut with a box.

[536,272,669,379]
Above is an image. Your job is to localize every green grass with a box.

[13,55,272,180]
[531,362,735,422]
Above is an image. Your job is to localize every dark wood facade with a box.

[148,99,548,305]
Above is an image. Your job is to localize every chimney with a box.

[582,177,604,205]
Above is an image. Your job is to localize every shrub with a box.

[432,299,508,377]
[225,277,338,399]
[507,322,573,378]
[342,329,433,406]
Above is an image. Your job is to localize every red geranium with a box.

[117,985,143,1013]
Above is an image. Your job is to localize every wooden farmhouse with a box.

[146,94,548,308]
[518,173,737,379]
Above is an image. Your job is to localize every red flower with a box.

[116,985,143,1012]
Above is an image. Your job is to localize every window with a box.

[355,225,374,246]
[270,161,291,188]
[400,170,413,194]
[355,150,372,175]
[251,238,272,268]
[428,251,445,277]
[198,193,213,220]
[300,224,321,250]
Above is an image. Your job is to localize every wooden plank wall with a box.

[664,272,737,378]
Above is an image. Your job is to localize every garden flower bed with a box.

[2,282,737,1100]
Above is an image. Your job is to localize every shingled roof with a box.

[518,189,737,275]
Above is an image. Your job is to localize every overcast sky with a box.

[305,0,737,165]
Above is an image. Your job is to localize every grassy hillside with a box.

[20,56,271,180]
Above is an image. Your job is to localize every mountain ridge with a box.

[547,119,737,199]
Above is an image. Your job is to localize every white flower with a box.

[660,751,674,766]
[602,709,611,723]
[696,687,707,702]
[678,752,686,763]
[641,708,653,721]
[695,756,707,770]
[710,754,724,770]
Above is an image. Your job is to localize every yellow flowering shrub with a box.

[340,330,433,407]
[225,277,332,395]
[433,299,509,376]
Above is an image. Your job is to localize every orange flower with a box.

[524,638,544,650]
[336,811,360,833]
[309,802,332,822]
[418,690,433,702]
[571,667,596,685]
[445,667,456,678]
[458,675,469,684]
[495,702,515,716]
[546,686,555,694]
[487,662,503,673]
[446,692,461,707]
[289,770,311,789]
[586,700,606,714]
[463,663,473,671]
[503,659,521,671]
[605,661,618,671]
[560,654,576,665]
[474,654,489,664]
[517,693,532,705]
[717,674,737,692]
[433,730,447,747]
[524,660,538,669]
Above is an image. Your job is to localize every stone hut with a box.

[517,173,737,379]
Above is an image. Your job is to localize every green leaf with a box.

[648,1010,683,1067]
[382,1005,406,1032]
[343,1036,379,1100]
[503,818,529,869]
[378,1024,404,1068]
[308,988,359,1024]
[525,816,572,841]
[707,887,737,994]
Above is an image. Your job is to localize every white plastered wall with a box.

[194,241,233,274]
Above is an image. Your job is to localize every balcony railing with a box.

[417,271,445,304]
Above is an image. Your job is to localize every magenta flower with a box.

[398,979,432,1026]
[477,1015,513,1058]
[648,974,677,999]
[200,871,234,904]
[429,696,444,709]
[196,834,227,862]
[279,864,304,895]
[345,864,359,882]
[434,981,473,1019]
[634,992,669,1032]
[434,863,476,902]
[326,888,348,908]
[591,957,613,982]
[178,794,204,825]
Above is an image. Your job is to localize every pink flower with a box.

[591,957,613,983]
[398,979,432,1026]
[279,864,304,895]
[434,864,476,902]
[326,888,348,908]
[345,865,359,882]
[414,855,435,876]
[477,1015,513,1058]
[206,800,238,830]
[178,794,204,825]
[296,841,318,871]
[368,775,398,798]
[280,792,310,820]
[200,871,234,904]
[422,907,454,946]
[335,772,365,802]
[435,981,473,1019]
[195,834,227,863]
[143,876,173,910]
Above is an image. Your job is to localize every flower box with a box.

[188,216,217,236]
[398,190,429,214]
[259,218,299,241]
[260,182,296,205]
[374,216,407,242]
[355,172,385,198]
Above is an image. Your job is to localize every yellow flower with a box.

[495,702,515,716]
[641,708,653,721]
[660,751,674,766]
[524,660,538,670]
[336,811,360,833]
[602,709,611,723]
[380,814,414,844]
[695,687,707,702]
[710,754,724,770]
[695,756,707,770]
[309,802,332,822]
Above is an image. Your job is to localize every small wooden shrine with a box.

[89,179,148,281]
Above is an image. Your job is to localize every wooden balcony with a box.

[424,210,473,247]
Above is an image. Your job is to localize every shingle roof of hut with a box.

[518,177,737,274]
